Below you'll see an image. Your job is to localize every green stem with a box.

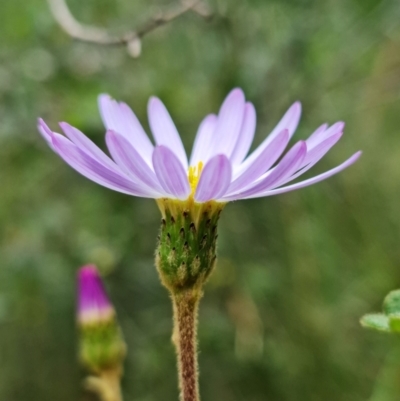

[172,290,201,401]
[85,369,123,401]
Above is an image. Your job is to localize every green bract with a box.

[156,199,224,293]
[79,319,126,374]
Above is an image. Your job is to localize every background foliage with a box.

[1,0,400,400]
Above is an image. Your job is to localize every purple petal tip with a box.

[230,87,245,97]
[351,150,362,162]
[293,101,302,110]
[98,93,111,102]
[37,118,55,145]
[58,121,72,134]
[148,96,160,107]
[78,264,99,280]
[224,88,245,104]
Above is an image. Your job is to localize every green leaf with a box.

[360,314,390,332]
[383,290,400,316]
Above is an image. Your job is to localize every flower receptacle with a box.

[79,319,126,374]
[155,199,224,293]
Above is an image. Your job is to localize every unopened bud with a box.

[77,265,126,373]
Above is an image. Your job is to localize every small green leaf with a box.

[383,290,400,316]
[360,313,390,332]
[389,314,400,332]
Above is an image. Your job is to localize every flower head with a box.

[38,88,361,207]
[78,265,114,325]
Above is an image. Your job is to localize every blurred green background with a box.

[1,0,400,400]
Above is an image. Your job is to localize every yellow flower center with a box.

[156,160,226,226]
[188,161,203,197]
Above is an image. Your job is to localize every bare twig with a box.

[47,0,211,57]
[180,0,212,18]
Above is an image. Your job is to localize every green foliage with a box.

[361,290,400,334]
[361,314,390,332]
[384,290,400,317]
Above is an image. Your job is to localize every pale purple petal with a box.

[38,119,56,152]
[51,133,158,197]
[307,122,344,149]
[269,101,302,141]
[190,114,218,167]
[148,97,188,169]
[194,155,232,202]
[224,141,307,200]
[98,94,154,163]
[208,88,246,159]
[38,118,53,145]
[98,94,120,130]
[236,102,301,173]
[272,133,343,189]
[234,151,362,199]
[227,129,290,195]
[302,131,343,169]
[105,130,166,195]
[230,102,257,166]
[118,101,154,160]
[280,123,344,184]
[277,132,344,188]
[59,122,116,170]
[152,146,190,200]
[305,123,328,146]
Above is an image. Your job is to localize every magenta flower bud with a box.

[77,265,126,373]
[77,265,114,326]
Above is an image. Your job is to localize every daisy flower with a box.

[38,88,361,212]
[41,90,361,400]
[39,88,361,290]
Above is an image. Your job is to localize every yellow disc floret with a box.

[156,160,226,227]
[188,161,204,197]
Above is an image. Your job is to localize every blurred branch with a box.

[46,0,212,57]
[180,0,211,18]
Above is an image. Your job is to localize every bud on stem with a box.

[77,265,126,401]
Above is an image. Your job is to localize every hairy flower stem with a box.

[155,200,224,401]
[172,290,201,401]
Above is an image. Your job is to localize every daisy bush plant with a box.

[39,88,361,401]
